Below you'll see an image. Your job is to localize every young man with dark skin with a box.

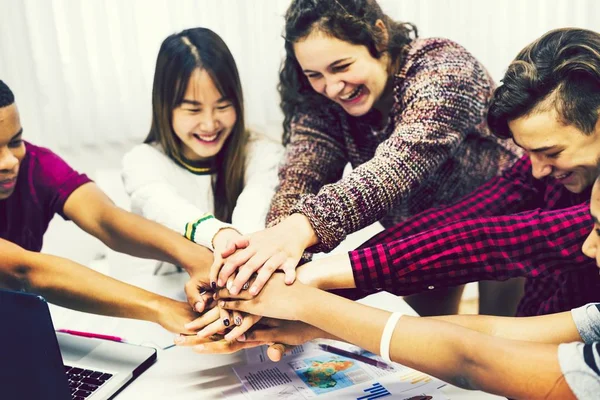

[0,80,217,333]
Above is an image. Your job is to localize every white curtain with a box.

[0,0,598,151]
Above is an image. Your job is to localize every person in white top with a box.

[121,27,283,328]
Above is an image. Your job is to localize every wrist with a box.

[293,284,323,322]
[297,253,355,290]
[177,241,212,276]
[212,227,241,250]
[142,294,165,325]
[307,326,338,341]
[303,324,336,341]
[286,213,318,248]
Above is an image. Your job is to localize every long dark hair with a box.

[488,28,600,139]
[145,27,247,222]
[279,0,417,144]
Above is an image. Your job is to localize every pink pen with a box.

[56,329,126,343]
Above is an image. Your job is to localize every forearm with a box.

[96,205,212,274]
[296,253,356,290]
[356,156,534,250]
[266,120,346,232]
[430,312,581,344]
[8,250,168,322]
[297,286,391,354]
[296,287,571,399]
[388,318,568,399]
[349,204,592,295]
[282,214,319,248]
[295,323,342,342]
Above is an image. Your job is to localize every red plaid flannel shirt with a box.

[349,155,600,316]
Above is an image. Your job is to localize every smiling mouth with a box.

[192,131,221,143]
[0,177,17,189]
[339,85,364,101]
[554,171,573,180]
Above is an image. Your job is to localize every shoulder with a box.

[23,141,91,215]
[398,37,488,83]
[26,141,70,168]
[392,38,493,111]
[123,142,173,168]
[25,141,86,186]
[403,37,479,66]
[124,142,168,162]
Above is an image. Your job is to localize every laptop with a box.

[0,289,157,400]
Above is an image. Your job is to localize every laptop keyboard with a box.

[64,364,113,399]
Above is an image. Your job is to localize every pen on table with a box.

[56,329,126,343]
[164,333,199,350]
[318,344,395,371]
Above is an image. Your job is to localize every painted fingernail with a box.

[242,282,250,290]
[194,302,203,312]
[236,334,246,342]
[250,286,258,295]
[211,281,216,290]
[174,334,184,344]
[223,318,230,327]
[235,316,243,326]
[219,300,225,308]
[230,286,238,295]
[226,280,233,290]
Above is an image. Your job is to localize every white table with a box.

[50,259,504,400]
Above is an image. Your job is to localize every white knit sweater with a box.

[121,134,283,250]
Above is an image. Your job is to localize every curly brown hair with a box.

[279,0,417,144]
[488,28,600,139]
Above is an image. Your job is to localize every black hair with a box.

[0,80,15,108]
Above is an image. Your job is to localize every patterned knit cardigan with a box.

[267,38,522,253]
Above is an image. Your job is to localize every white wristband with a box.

[380,312,403,363]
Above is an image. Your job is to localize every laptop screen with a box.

[0,289,71,400]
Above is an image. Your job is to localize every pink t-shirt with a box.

[0,141,91,251]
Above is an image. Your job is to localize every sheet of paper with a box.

[234,345,445,399]
[231,292,444,399]
[245,342,320,364]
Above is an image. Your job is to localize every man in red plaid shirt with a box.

[344,28,600,317]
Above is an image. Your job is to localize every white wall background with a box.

[0,0,598,265]
[1,0,598,155]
